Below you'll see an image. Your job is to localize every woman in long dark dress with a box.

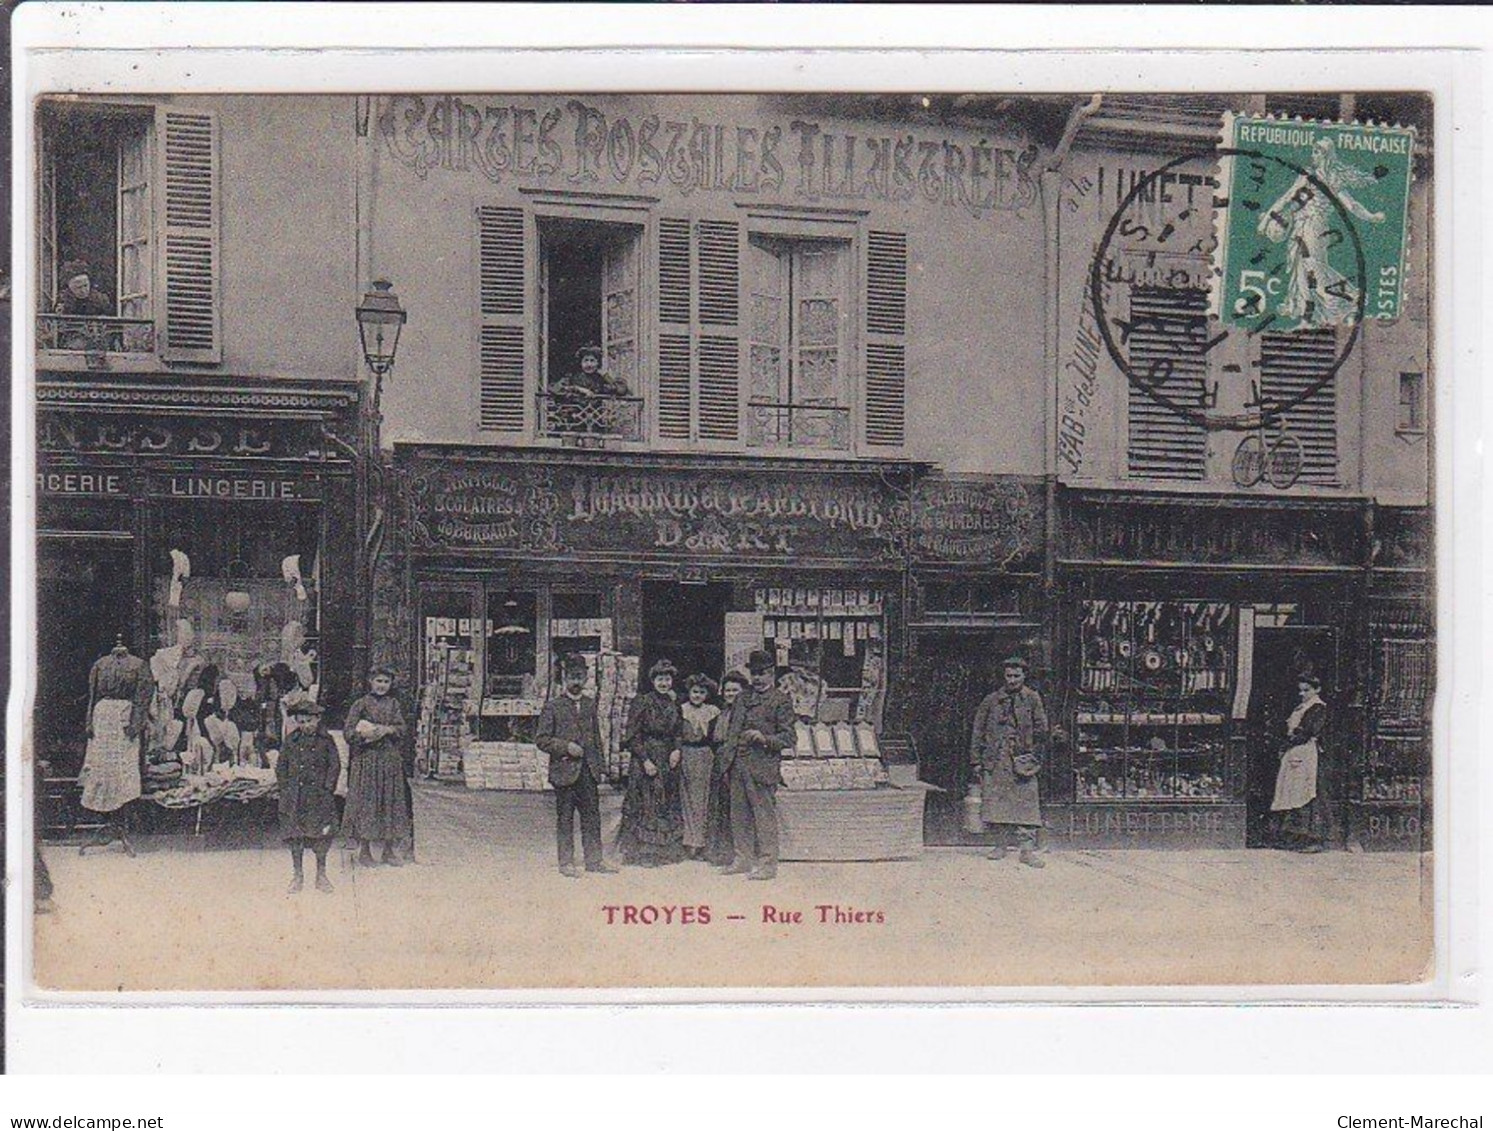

[1270,671,1332,853]
[704,671,748,866]
[342,667,413,867]
[616,659,685,867]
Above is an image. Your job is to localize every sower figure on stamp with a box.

[971,655,1051,868]
[720,650,798,881]
[276,696,340,894]
[536,654,619,879]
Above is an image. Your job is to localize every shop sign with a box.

[1053,803,1247,848]
[36,468,131,497]
[406,455,909,564]
[912,475,1042,568]
[1063,496,1363,568]
[149,475,319,502]
[378,95,1039,217]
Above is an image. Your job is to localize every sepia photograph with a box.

[20,78,1437,995]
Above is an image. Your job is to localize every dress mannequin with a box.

[79,634,154,856]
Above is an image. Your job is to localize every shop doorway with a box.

[910,629,1027,845]
[35,537,135,776]
[641,581,729,690]
[1244,626,1338,847]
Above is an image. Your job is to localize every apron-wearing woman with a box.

[678,674,721,860]
[1270,672,1331,853]
[79,638,154,856]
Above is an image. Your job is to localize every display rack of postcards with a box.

[416,641,475,780]
[756,588,886,725]
[778,720,890,791]
[1073,600,1234,802]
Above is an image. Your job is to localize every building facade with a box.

[33,95,365,781]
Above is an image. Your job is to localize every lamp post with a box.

[353,279,407,682]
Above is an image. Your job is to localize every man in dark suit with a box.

[535,655,619,878]
[720,649,798,881]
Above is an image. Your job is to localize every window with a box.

[1260,330,1339,484]
[534,217,643,442]
[1397,371,1426,434]
[747,235,851,450]
[38,104,154,352]
[37,102,221,363]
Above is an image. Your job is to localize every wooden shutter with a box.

[157,108,221,363]
[864,230,908,448]
[478,205,529,433]
[1260,330,1339,484]
[1126,287,1207,481]
[696,219,742,442]
[656,217,742,444]
[656,217,693,439]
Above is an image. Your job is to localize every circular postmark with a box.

[1089,148,1368,433]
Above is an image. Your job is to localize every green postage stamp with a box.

[1217,114,1415,332]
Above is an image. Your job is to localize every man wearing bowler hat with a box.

[970,654,1051,868]
[719,649,798,880]
[535,654,618,878]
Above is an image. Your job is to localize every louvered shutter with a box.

[1260,330,1339,484]
[696,219,742,442]
[157,108,221,363]
[477,206,530,433]
[864,230,908,448]
[656,217,693,440]
[1125,287,1208,481]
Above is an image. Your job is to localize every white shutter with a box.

[1260,330,1339,485]
[478,205,530,433]
[696,219,742,442]
[656,217,693,440]
[864,230,907,448]
[1125,287,1208,481]
[157,108,220,363]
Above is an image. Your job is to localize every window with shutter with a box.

[655,217,743,446]
[864,230,908,449]
[158,108,220,363]
[478,205,529,432]
[1260,330,1339,484]
[656,217,693,440]
[1126,287,1208,481]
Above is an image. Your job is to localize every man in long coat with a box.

[970,655,1050,868]
[535,654,619,877]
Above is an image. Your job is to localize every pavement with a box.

[31,782,1433,993]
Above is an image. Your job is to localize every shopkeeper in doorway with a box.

[536,654,619,878]
[342,666,413,867]
[970,655,1051,869]
[720,650,798,882]
[1269,671,1332,853]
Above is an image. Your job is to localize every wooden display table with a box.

[778,785,930,862]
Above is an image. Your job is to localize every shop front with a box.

[1051,489,1370,850]
[34,380,361,837]
[904,474,1048,845]
[394,444,927,857]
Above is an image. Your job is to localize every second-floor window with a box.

[37,101,221,364]
[747,235,851,451]
[39,106,154,352]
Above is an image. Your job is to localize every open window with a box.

[536,216,643,442]
[747,234,851,450]
[38,102,155,353]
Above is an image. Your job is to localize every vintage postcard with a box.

[19,74,1437,996]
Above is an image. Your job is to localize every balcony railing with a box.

[747,401,852,451]
[537,392,645,445]
[37,313,156,354]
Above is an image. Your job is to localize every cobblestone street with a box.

[32,783,1434,993]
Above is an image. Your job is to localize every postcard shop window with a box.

[484,589,539,698]
[38,102,154,352]
[746,235,852,451]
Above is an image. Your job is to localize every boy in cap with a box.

[718,649,798,880]
[276,696,340,894]
[535,654,618,877]
[970,655,1051,868]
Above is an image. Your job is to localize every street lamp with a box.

[355,278,407,379]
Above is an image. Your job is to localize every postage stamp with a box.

[1216,114,1415,331]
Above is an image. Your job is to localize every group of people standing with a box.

[537,648,796,881]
